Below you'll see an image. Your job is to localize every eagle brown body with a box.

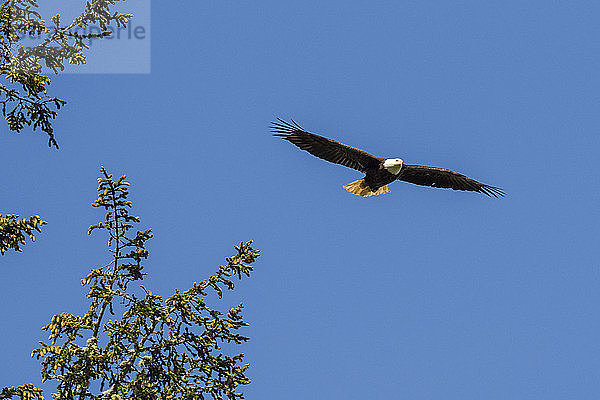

[343,164,398,197]
[271,118,504,198]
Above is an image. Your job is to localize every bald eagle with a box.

[272,119,504,197]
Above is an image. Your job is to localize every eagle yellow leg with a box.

[342,179,390,197]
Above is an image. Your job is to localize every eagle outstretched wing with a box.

[397,165,504,197]
[271,119,382,173]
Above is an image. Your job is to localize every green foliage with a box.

[0,0,132,148]
[0,213,46,255]
[0,384,44,400]
[1,167,259,400]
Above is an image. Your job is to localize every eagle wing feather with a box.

[397,165,504,197]
[271,119,382,173]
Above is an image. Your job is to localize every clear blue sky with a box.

[2,1,600,398]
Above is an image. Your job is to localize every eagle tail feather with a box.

[343,179,390,197]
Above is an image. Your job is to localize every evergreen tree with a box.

[1,168,259,400]
[0,0,131,148]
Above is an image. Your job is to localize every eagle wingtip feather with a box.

[270,118,306,138]
[480,185,505,198]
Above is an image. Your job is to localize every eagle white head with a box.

[383,158,403,175]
